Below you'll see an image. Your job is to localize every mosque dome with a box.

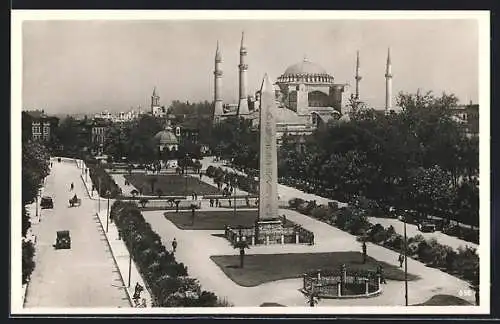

[154,126,178,145]
[283,58,327,76]
[277,58,334,84]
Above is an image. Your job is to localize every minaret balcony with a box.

[239,64,248,70]
[214,70,223,77]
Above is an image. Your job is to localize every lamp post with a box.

[233,179,238,218]
[403,209,408,306]
[35,191,39,223]
[184,153,189,197]
[106,190,111,233]
[128,223,132,288]
[97,176,101,212]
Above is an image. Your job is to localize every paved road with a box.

[367,217,478,251]
[144,208,476,307]
[24,159,130,308]
[200,157,476,251]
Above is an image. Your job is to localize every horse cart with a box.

[69,197,82,207]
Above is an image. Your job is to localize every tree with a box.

[22,240,36,284]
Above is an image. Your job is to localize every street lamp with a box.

[403,209,408,306]
[184,153,189,196]
[233,178,238,218]
[97,176,102,212]
[106,190,111,233]
[35,189,40,223]
[127,223,133,288]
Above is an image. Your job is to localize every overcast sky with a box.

[22,19,478,114]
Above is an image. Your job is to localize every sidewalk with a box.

[77,159,153,308]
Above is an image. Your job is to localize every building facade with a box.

[22,110,59,143]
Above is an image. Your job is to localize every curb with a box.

[93,212,134,307]
[77,161,152,307]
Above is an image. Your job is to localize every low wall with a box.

[302,271,382,299]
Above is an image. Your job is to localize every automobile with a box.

[40,196,54,209]
[55,230,71,249]
[418,222,436,233]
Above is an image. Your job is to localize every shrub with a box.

[22,240,36,285]
[310,206,330,221]
[289,198,305,209]
[111,200,222,307]
[367,223,388,244]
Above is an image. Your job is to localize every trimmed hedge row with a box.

[86,161,122,198]
[111,201,230,307]
[288,198,479,285]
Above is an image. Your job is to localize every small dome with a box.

[154,128,178,145]
[283,58,327,76]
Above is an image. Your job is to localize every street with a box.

[24,159,130,308]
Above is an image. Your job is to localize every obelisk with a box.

[258,74,279,221]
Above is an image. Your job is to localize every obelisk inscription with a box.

[258,74,278,220]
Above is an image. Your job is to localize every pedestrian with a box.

[228,199,231,207]
[362,241,367,264]
[175,200,180,213]
[210,198,214,207]
[194,192,198,200]
[215,198,219,207]
[133,282,144,301]
[172,238,177,253]
[199,172,203,180]
[377,265,387,284]
[192,192,195,200]
[398,253,405,268]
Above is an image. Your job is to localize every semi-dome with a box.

[283,58,327,76]
[154,127,178,145]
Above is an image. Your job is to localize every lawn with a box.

[210,252,420,287]
[124,174,220,196]
[165,210,296,230]
[413,294,473,306]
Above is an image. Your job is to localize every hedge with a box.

[288,198,479,286]
[86,160,122,198]
[22,240,36,285]
[111,200,230,307]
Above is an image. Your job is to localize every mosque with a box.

[212,32,395,143]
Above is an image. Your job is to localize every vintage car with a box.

[40,196,54,209]
[55,230,71,249]
[418,222,436,233]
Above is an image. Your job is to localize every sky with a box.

[22,18,479,114]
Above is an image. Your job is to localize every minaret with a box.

[213,41,224,123]
[237,31,249,115]
[385,47,393,112]
[355,50,362,100]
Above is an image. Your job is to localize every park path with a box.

[199,157,477,251]
[144,207,476,306]
[23,159,130,308]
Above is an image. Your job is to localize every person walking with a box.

[362,241,367,264]
[133,282,144,302]
[210,198,214,207]
[377,265,387,284]
[172,238,178,253]
[215,198,219,207]
[398,253,405,268]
